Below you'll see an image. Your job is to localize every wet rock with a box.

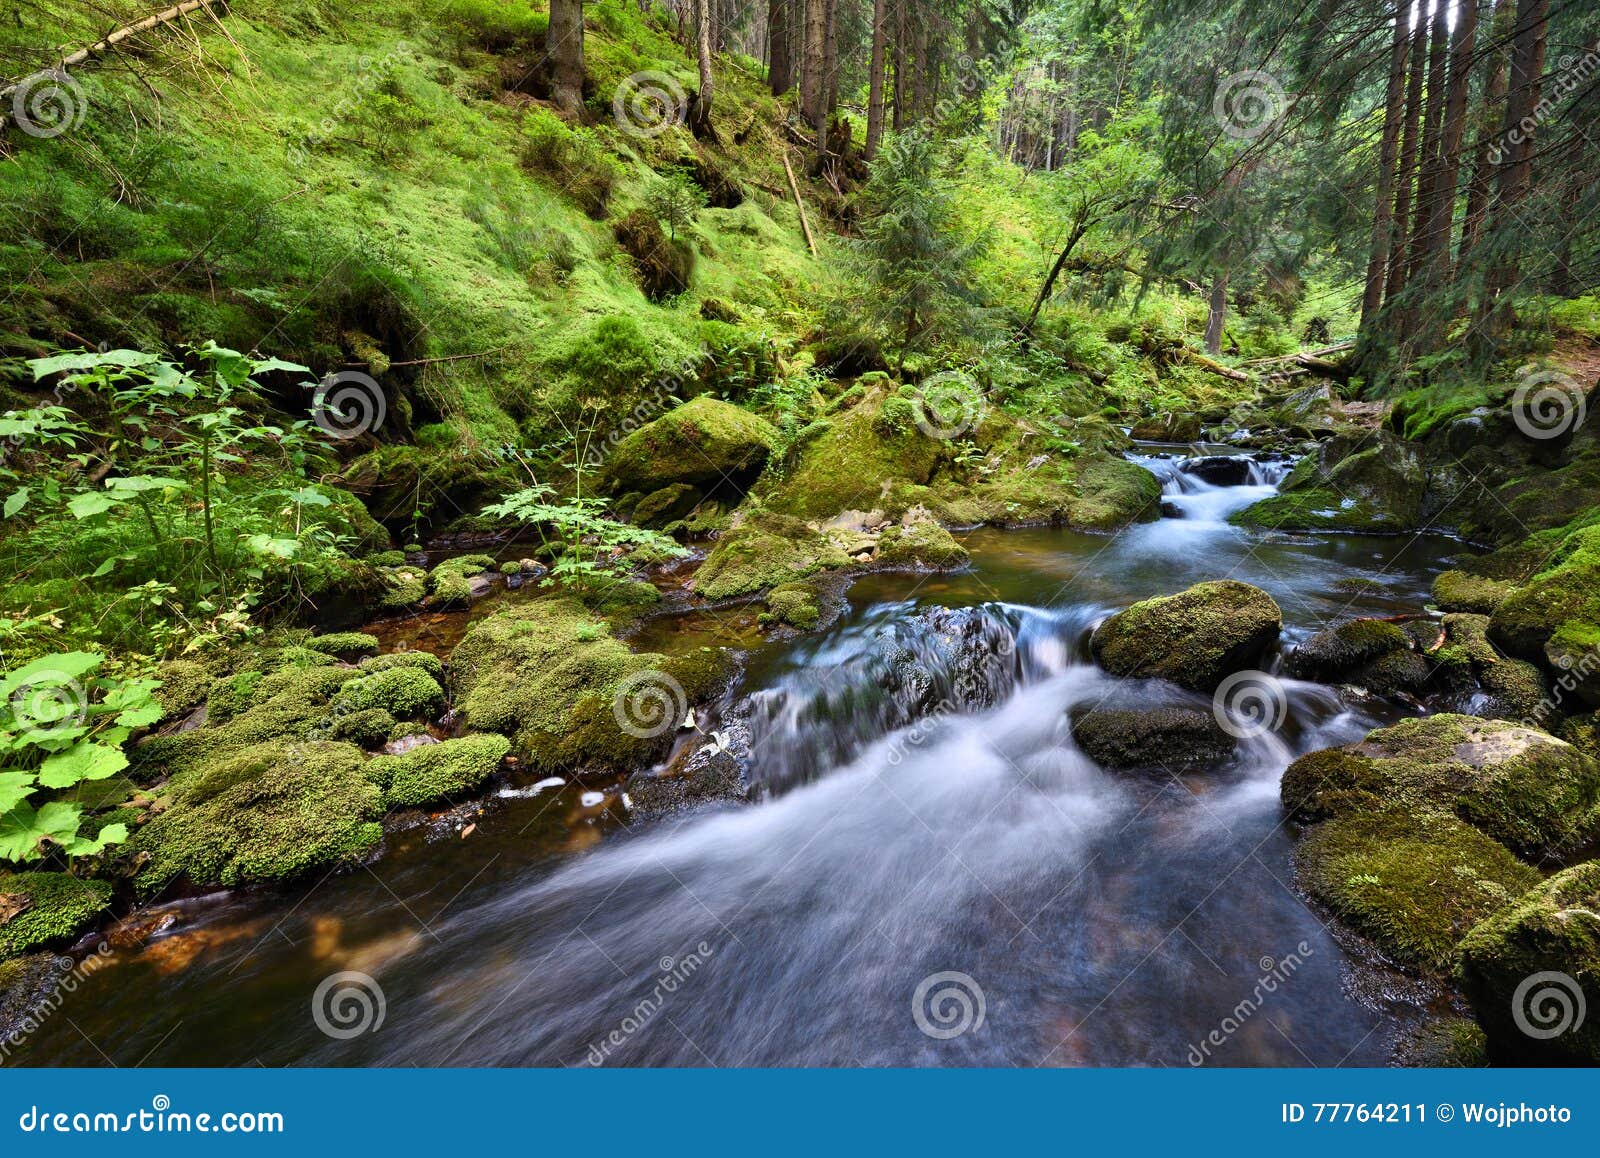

[1070,708,1235,773]
[1286,619,1409,683]
[369,734,513,808]
[1091,580,1283,693]
[634,483,704,529]
[627,720,752,821]
[1282,714,1600,865]
[1432,569,1516,614]
[1458,861,1600,1063]
[1233,433,1425,533]
[1179,456,1252,487]
[0,874,113,960]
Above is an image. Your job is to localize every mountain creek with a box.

[10,445,1493,1067]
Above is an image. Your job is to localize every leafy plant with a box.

[645,169,708,241]
[0,652,161,863]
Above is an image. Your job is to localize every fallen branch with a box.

[783,150,818,259]
[1179,348,1252,382]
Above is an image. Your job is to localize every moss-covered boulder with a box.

[761,391,944,519]
[694,511,853,601]
[1091,580,1282,693]
[1285,619,1409,683]
[1457,862,1600,1063]
[328,665,445,723]
[1296,808,1540,974]
[378,565,428,612]
[326,708,399,749]
[634,483,704,529]
[1488,525,1600,707]
[1070,708,1235,772]
[1234,436,1425,533]
[450,599,735,773]
[305,632,381,661]
[1433,570,1516,614]
[1431,613,1550,720]
[603,396,778,494]
[1285,715,1600,864]
[876,509,969,569]
[762,583,822,631]
[358,650,445,681]
[130,740,384,891]
[0,873,113,960]
[370,734,512,808]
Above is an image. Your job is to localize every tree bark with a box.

[690,0,716,137]
[768,0,793,95]
[1359,0,1413,334]
[547,0,586,117]
[1460,0,1513,265]
[1384,6,1429,303]
[866,0,889,159]
[1205,270,1230,356]
[801,0,827,129]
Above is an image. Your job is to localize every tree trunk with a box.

[1205,271,1230,356]
[866,0,889,159]
[1460,0,1513,265]
[768,0,793,95]
[1476,0,1551,347]
[690,0,716,137]
[1359,0,1413,334]
[1384,7,1429,303]
[1021,217,1090,336]
[1415,0,1478,332]
[822,0,840,119]
[1402,0,1449,303]
[801,0,827,129]
[547,0,586,116]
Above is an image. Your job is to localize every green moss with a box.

[370,734,512,807]
[1457,861,1600,1063]
[762,391,943,520]
[1396,1018,1490,1068]
[450,599,733,772]
[876,514,969,568]
[358,651,445,681]
[305,632,381,660]
[603,396,779,494]
[329,667,445,721]
[1297,808,1539,974]
[327,708,399,749]
[378,566,429,612]
[1286,619,1408,681]
[1091,580,1283,693]
[1070,708,1235,771]
[695,510,852,600]
[634,483,704,529]
[151,660,214,719]
[1433,570,1516,614]
[205,670,266,724]
[761,583,822,631]
[131,740,383,891]
[0,873,113,960]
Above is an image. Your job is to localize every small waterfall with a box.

[739,602,1100,796]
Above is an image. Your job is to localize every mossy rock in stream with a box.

[1233,437,1425,533]
[370,734,512,808]
[129,740,383,891]
[1090,580,1282,693]
[328,666,445,722]
[1070,707,1235,773]
[450,599,735,773]
[694,511,853,601]
[1487,525,1600,707]
[0,873,113,960]
[1432,570,1517,614]
[1285,619,1409,682]
[359,650,445,681]
[304,632,381,661]
[1457,861,1600,1063]
[875,509,968,568]
[602,396,779,494]
[1282,715,1600,865]
[761,582,823,631]
[1430,614,1550,720]
[1295,808,1539,975]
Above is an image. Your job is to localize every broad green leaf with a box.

[38,742,128,788]
[0,652,103,698]
[65,821,128,857]
[249,356,312,377]
[0,769,35,813]
[3,488,29,518]
[68,491,120,519]
[27,349,159,380]
[89,557,117,579]
[106,475,184,493]
[288,488,333,507]
[0,800,81,862]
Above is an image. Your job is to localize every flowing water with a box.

[12,448,1474,1068]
